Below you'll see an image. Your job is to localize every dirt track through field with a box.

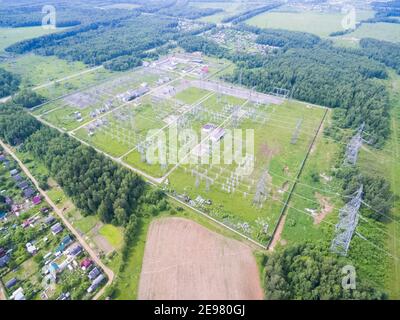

[138,218,263,300]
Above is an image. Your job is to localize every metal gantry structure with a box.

[330,185,363,256]
[344,123,365,165]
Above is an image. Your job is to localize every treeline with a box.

[367,0,400,24]
[233,23,321,49]
[255,28,321,49]
[179,31,391,146]
[360,38,400,74]
[7,15,179,67]
[227,45,390,146]
[0,103,169,227]
[335,165,393,222]
[0,68,20,98]
[158,5,223,19]
[103,56,142,72]
[0,3,137,28]
[221,3,282,24]
[264,243,387,299]
[12,88,46,109]
[0,104,42,146]
[22,127,147,226]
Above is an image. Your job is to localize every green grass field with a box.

[339,23,400,44]
[192,1,246,24]
[1,54,88,87]
[246,9,375,38]
[0,26,64,53]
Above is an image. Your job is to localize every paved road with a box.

[0,140,114,300]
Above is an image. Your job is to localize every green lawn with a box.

[99,224,124,249]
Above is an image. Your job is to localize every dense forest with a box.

[0,2,138,28]
[0,104,42,145]
[0,68,20,98]
[360,38,400,74]
[264,243,386,299]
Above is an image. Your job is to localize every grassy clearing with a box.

[193,1,245,24]
[99,225,124,249]
[246,9,375,38]
[280,110,341,246]
[0,27,64,53]
[74,215,98,234]
[340,23,400,43]
[1,54,88,87]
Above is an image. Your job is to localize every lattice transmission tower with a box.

[344,123,365,165]
[331,185,363,256]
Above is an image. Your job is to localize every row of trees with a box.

[221,3,282,24]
